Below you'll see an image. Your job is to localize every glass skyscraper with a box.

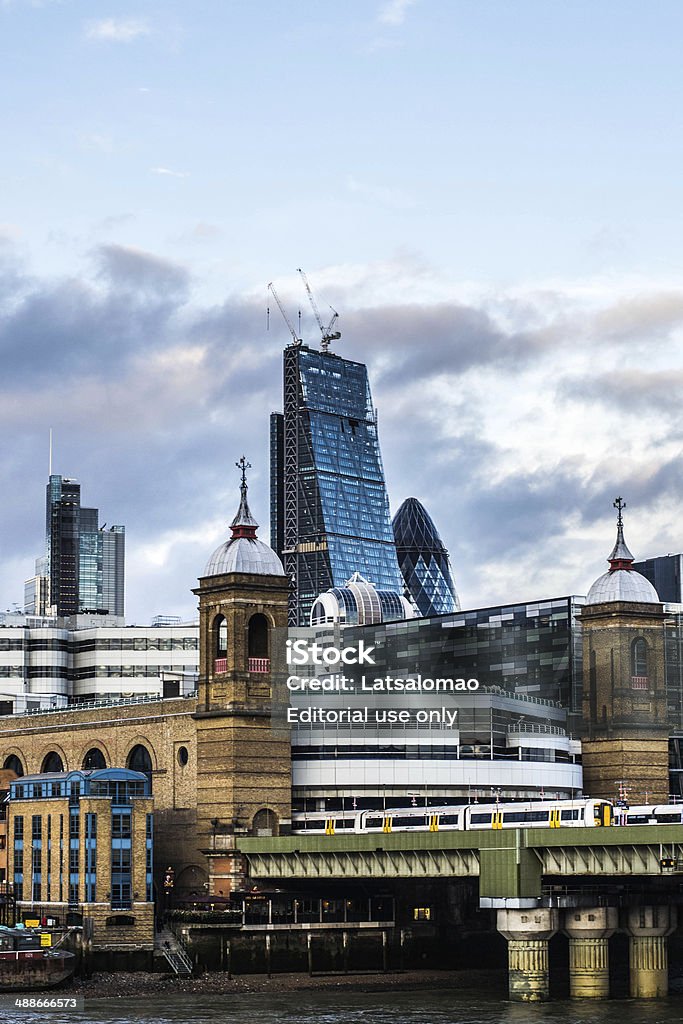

[392,497,460,616]
[46,475,81,617]
[38,475,125,618]
[633,553,681,603]
[271,343,402,625]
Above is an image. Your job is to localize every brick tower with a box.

[193,458,291,893]
[581,498,669,804]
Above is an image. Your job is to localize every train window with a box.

[470,813,493,824]
[365,817,383,829]
[336,819,355,829]
[561,809,580,820]
[440,814,460,825]
[302,819,326,831]
[392,815,427,829]
[656,813,681,823]
[502,812,526,823]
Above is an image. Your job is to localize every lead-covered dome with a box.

[585,498,659,605]
[203,457,285,578]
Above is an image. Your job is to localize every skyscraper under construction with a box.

[270,342,402,626]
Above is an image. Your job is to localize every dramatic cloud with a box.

[2,248,683,622]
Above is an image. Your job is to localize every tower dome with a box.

[203,457,285,577]
[585,497,659,605]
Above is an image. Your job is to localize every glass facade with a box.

[46,475,81,617]
[633,554,683,603]
[42,475,125,618]
[288,596,584,807]
[271,344,402,625]
[392,497,460,616]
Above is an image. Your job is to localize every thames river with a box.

[4,990,683,1024]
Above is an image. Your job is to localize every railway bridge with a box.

[230,825,683,1001]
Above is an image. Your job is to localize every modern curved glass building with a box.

[392,497,460,617]
[310,572,413,626]
[271,344,403,625]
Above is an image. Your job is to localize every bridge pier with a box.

[497,909,559,1002]
[623,906,677,999]
[562,907,617,998]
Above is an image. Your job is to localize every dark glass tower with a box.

[392,497,460,617]
[44,474,125,618]
[271,344,402,625]
[46,475,81,616]
[632,554,683,604]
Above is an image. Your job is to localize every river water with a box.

[4,989,683,1024]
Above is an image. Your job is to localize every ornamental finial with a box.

[613,496,626,529]
[236,456,251,491]
[608,496,633,569]
[230,457,258,538]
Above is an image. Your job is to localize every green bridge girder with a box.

[238,825,683,900]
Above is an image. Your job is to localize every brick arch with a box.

[1,747,27,776]
[174,863,208,895]
[36,742,68,774]
[252,807,279,836]
[78,740,112,769]
[124,737,158,772]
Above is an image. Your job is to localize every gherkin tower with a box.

[392,497,460,617]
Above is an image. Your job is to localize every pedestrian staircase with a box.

[156,927,193,976]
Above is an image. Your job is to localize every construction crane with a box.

[268,282,301,347]
[297,268,341,352]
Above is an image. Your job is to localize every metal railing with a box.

[507,723,568,736]
[18,691,199,717]
[248,657,270,674]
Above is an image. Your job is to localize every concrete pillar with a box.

[562,907,617,998]
[623,906,677,998]
[497,909,559,1002]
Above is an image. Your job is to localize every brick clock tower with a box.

[193,458,291,894]
[581,498,669,804]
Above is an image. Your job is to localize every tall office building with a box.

[79,518,125,617]
[393,497,460,616]
[30,474,125,618]
[271,343,402,625]
[632,553,681,604]
[46,475,81,616]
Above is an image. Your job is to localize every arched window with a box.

[248,614,269,658]
[82,748,106,770]
[41,751,64,773]
[252,808,278,836]
[127,744,153,784]
[3,755,23,777]
[632,638,648,686]
[213,615,228,657]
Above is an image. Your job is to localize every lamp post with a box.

[163,866,175,919]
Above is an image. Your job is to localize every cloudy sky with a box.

[2,0,683,623]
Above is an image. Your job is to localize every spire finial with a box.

[230,456,258,539]
[236,455,251,490]
[613,496,626,528]
[608,495,634,570]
